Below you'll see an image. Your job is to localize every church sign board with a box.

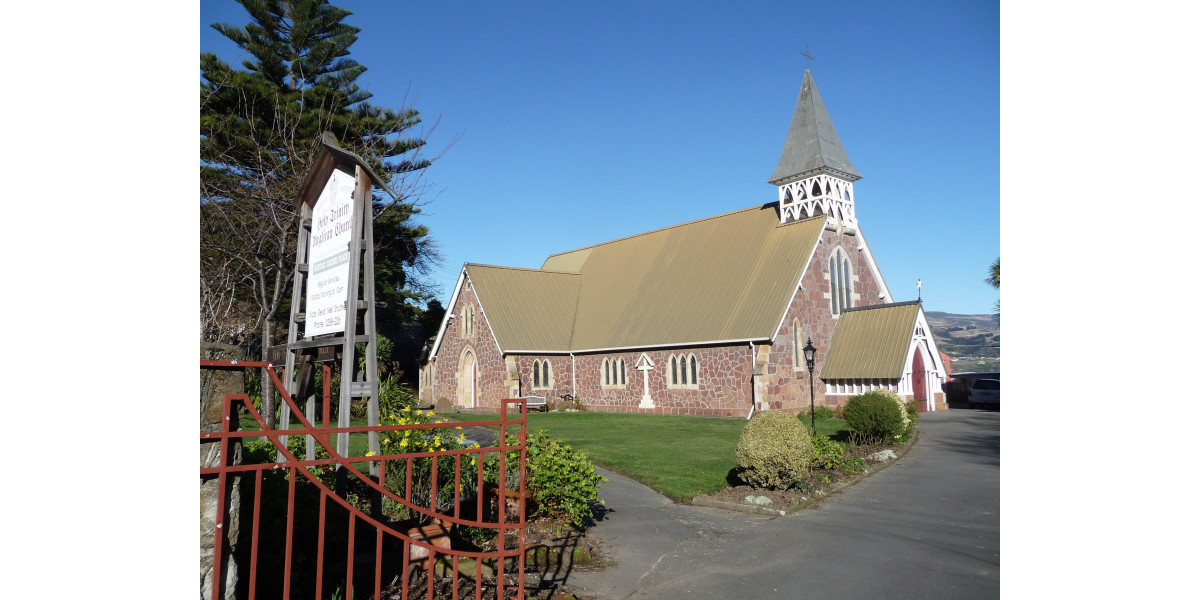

[305,168,356,336]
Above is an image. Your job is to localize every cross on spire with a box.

[799,45,814,70]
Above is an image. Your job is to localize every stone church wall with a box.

[512,354,573,405]
[763,227,887,412]
[423,282,509,411]
[570,346,754,417]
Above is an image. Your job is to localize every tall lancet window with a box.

[830,255,840,314]
[830,249,853,316]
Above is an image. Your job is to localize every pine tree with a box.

[201,0,439,427]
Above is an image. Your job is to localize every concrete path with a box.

[559,468,772,599]
[561,410,1000,599]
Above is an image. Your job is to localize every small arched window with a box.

[620,359,626,385]
[670,356,679,385]
[462,304,475,336]
[532,359,552,389]
[602,359,610,385]
[688,354,698,385]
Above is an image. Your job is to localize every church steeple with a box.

[770,70,862,230]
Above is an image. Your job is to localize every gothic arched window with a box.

[830,248,854,316]
[533,360,552,389]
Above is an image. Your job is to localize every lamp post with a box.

[803,338,817,433]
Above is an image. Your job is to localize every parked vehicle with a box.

[969,378,1000,408]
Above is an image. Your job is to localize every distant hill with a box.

[925,311,1000,373]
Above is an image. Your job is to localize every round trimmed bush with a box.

[736,410,814,490]
[844,390,907,442]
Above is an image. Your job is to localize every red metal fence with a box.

[200,360,528,600]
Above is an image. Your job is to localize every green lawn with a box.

[436,410,850,501]
[241,409,849,501]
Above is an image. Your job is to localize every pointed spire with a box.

[767,70,862,185]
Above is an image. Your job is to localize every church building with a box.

[419,71,947,417]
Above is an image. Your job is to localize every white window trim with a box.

[824,246,858,317]
[792,320,805,372]
[532,359,554,390]
[824,378,899,395]
[600,357,627,389]
[666,353,700,389]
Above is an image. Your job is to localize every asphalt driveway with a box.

[565,409,1000,599]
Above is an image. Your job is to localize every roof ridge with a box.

[466,262,580,276]
[841,299,922,313]
[545,203,771,259]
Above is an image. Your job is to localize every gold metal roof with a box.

[464,265,579,352]
[820,302,921,379]
[471,205,826,352]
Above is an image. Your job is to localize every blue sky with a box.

[201,0,999,315]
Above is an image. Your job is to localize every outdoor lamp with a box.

[803,338,817,432]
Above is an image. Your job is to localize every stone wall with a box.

[200,343,244,600]
[423,283,510,410]
[759,227,887,413]
[521,345,755,417]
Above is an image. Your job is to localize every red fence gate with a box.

[200,360,528,600]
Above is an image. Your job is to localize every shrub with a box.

[844,390,907,443]
[524,430,606,527]
[735,410,814,490]
[242,439,276,464]
[378,376,419,417]
[378,407,478,521]
[485,429,606,528]
[840,456,868,474]
[810,435,846,470]
[904,400,920,440]
[812,405,835,420]
[873,389,910,432]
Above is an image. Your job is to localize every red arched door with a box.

[912,348,928,411]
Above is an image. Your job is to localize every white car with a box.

[969,378,1000,408]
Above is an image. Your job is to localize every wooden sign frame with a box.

[279,133,386,476]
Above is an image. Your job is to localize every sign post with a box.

[279,133,385,480]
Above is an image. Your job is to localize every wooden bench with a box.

[521,395,547,412]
